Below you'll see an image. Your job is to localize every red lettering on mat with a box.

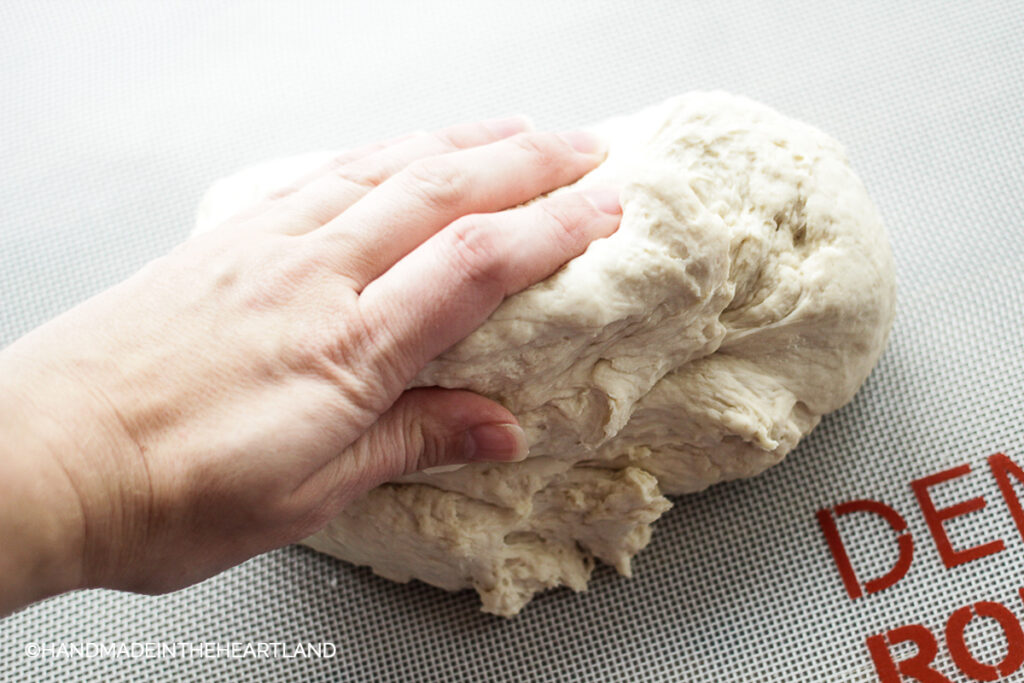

[817,500,913,599]
[910,464,1004,569]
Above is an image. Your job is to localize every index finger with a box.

[357,188,622,390]
[246,116,533,236]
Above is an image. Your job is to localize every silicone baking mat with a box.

[1,2,1022,680]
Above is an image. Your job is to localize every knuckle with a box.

[536,199,588,251]
[512,132,569,168]
[325,149,357,171]
[445,217,505,290]
[430,128,466,151]
[264,183,302,203]
[401,415,431,475]
[401,157,467,210]
[412,431,454,474]
[397,405,456,475]
[333,156,390,189]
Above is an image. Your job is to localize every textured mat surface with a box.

[1,2,1022,681]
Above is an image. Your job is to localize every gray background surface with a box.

[2,1,1023,681]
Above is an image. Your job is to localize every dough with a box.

[194,92,896,616]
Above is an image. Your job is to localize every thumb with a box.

[346,387,528,488]
[290,388,529,536]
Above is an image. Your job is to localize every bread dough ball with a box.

[194,92,895,616]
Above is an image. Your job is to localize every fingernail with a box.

[465,423,529,462]
[482,115,533,137]
[581,188,622,215]
[557,130,606,155]
[422,463,467,475]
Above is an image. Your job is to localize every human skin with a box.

[0,117,621,616]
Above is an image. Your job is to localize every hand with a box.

[0,116,620,614]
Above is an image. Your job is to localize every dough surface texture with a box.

[194,92,896,616]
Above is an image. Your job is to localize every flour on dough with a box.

[194,92,896,616]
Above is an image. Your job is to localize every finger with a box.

[250,116,533,236]
[251,133,418,204]
[358,188,622,387]
[308,129,608,289]
[292,388,527,514]
[209,135,421,234]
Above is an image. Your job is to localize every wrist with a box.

[0,350,91,614]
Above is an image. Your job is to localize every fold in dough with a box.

[194,92,896,616]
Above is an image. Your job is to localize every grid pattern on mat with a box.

[1,1,1022,681]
